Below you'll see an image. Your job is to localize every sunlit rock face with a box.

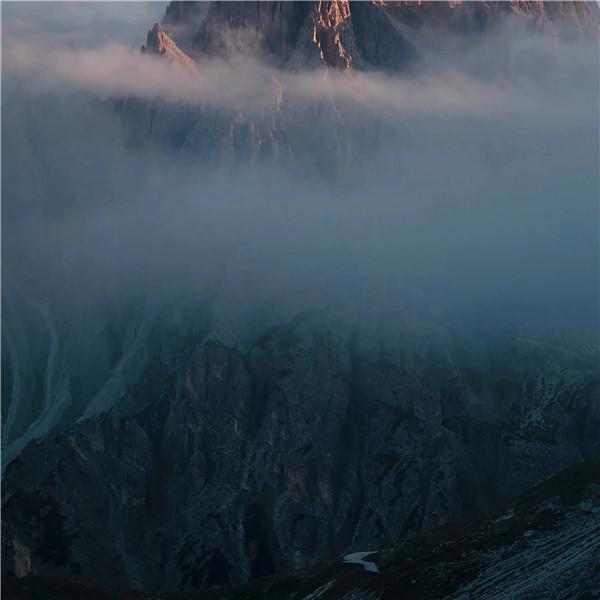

[113,0,597,172]
[189,0,409,70]
[142,23,197,72]
[178,1,598,70]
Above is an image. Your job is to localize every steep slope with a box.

[162,1,210,52]
[3,311,599,591]
[193,2,316,66]
[191,0,417,71]
[180,1,598,70]
[195,461,600,599]
[3,462,599,599]
[142,23,197,73]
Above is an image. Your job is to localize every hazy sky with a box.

[2,1,167,46]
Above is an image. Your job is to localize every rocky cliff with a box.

[114,0,597,170]
[3,311,599,591]
[4,463,600,599]
[166,1,598,70]
[2,2,599,596]
[142,23,198,73]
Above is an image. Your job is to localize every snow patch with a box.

[343,551,380,573]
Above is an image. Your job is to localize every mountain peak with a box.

[190,0,416,71]
[141,22,196,71]
[158,1,596,73]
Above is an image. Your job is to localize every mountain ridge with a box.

[118,0,598,171]
[3,309,599,591]
[151,0,598,72]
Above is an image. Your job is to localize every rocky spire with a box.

[189,1,417,71]
[141,23,197,71]
[138,1,598,77]
[310,1,355,69]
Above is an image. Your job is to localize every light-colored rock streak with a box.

[2,286,72,470]
[16,285,59,414]
[3,378,71,468]
[81,315,154,420]
[3,325,22,442]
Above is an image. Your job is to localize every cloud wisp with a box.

[2,7,598,339]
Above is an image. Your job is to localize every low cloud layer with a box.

[3,8,597,121]
[2,3,598,343]
[4,36,510,115]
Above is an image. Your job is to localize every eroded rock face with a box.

[142,23,197,73]
[162,1,210,51]
[3,312,599,591]
[193,2,313,66]
[120,0,597,171]
[310,1,356,69]
[182,1,598,70]
[3,463,600,599]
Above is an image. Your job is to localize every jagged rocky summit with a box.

[151,1,598,71]
[116,0,597,170]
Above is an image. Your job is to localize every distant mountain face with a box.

[119,0,597,171]
[156,1,597,70]
[2,310,599,591]
[2,2,598,597]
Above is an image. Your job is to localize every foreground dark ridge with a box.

[2,310,599,591]
[3,461,599,599]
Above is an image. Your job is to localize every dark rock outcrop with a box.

[186,1,597,71]
[119,0,597,170]
[193,2,315,66]
[189,0,412,70]
[3,312,599,591]
[3,458,600,598]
